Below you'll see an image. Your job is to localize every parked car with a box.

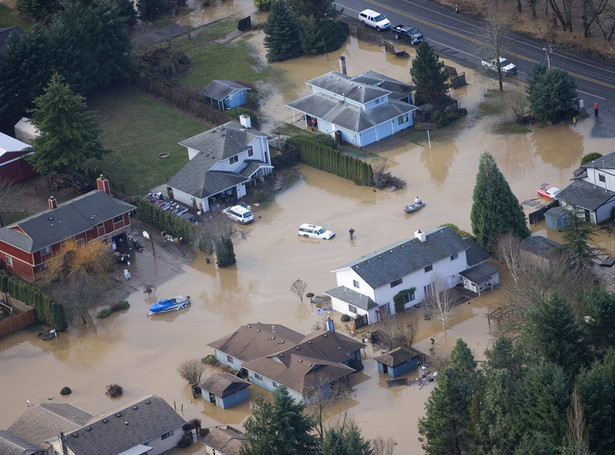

[392,24,424,44]
[481,57,517,76]
[359,9,391,31]
[298,223,335,240]
[223,205,254,224]
[537,184,561,199]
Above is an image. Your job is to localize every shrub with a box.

[97,308,112,319]
[306,292,314,298]
[177,358,206,384]
[177,434,193,448]
[60,386,72,395]
[227,107,258,129]
[393,288,416,314]
[106,383,123,398]
[215,237,236,268]
[111,300,130,312]
[341,314,351,322]
[581,152,602,166]
[253,190,265,203]
[201,354,218,365]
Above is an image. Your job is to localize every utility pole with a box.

[543,45,553,70]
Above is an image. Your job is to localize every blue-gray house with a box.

[200,80,252,111]
[375,347,421,378]
[199,372,250,409]
[286,71,418,147]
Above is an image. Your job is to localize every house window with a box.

[425,265,433,273]
[424,283,433,298]
[400,291,414,304]
[348,304,358,314]
[227,355,234,363]
[599,173,606,182]
[390,278,403,288]
[41,246,52,255]
[450,253,458,261]
[97,223,103,228]
[353,280,359,289]
[397,113,409,125]
[113,215,123,223]
[374,98,381,105]
[272,382,279,388]
[254,373,262,380]
[247,146,254,157]
[161,430,174,440]
[229,155,239,165]
[5,256,12,266]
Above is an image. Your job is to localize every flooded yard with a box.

[2,22,615,454]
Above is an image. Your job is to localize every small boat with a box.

[148,296,190,315]
[404,201,425,213]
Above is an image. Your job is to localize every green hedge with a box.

[0,271,67,331]
[292,137,373,186]
[135,198,196,242]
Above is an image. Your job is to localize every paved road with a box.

[337,0,615,137]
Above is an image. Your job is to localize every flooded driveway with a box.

[2,26,615,454]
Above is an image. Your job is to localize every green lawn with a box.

[0,4,30,30]
[88,86,209,195]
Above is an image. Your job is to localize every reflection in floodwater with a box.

[4,25,615,455]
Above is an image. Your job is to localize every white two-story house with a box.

[286,71,418,147]
[326,226,498,325]
[556,150,615,224]
[166,120,273,213]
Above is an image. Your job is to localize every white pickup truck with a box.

[481,57,517,76]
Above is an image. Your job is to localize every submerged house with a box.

[200,80,252,111]
[325,227,498,325]
[208,318,364,402]
[286,70,418,147]
[166,121,273,213]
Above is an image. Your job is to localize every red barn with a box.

[0,175,135,282]
[0,132,37,184]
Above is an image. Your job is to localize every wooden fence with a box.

[0,309,36,338]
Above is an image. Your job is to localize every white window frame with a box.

[5,256,13,266]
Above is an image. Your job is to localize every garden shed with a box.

[544,206,571,231]
[375,346,420,378]
[200,80,251,111]
[198,372,250,409]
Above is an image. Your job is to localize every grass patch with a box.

[88,85,209,195]
[402,127,447,146]
[180,40,270,88]
[3,212,30,225]
[493,121,532,134]
[193,18,238,42]
[272,123,306,137]
[476,100,505,117]
[0,4,31,31]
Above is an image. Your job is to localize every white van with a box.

[223,205,254,224]
[359,9,391,31]
[298,223,335,240]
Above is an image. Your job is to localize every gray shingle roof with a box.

[8,403,93,447]
[178,121,266,160]
[168,167,246,199]
[333,226,469,289]
[0,190,135,253]
[0,430,43,455]
[324,286,377,310]
[375,346,420,367]
[239,160,272,178]
[287,93,417,133]
[581,150,615,169]
[519,235,562,259]
[202,426,246,455]
[463,237,491,267]
[351,70,412,100]
[459,261,499,284]
[557,179,615,211]
[63,395,186,455]
[307,71,390,104]
[200,80,251,102]
[198,372,250,398]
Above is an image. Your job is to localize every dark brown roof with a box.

[208,322,304,362]
[375,347,420,368]
[198,372,250,398]
[202,426,246,455]
[297,329,365,364]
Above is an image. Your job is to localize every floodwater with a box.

[177,0,258,27]
[2,26,615,455]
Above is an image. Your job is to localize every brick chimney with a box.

[48,196,57,210]
[97,174,110,195]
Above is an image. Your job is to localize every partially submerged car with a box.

[537,184,561,199]
[223,205,254,224]
[298,223,335,240]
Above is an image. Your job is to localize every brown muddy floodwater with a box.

[2,29,615,454]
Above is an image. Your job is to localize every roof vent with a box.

[256,329,260,332]
[86,427,91,431]
[299,359,303,362]
[308,341,312,344]
[272,336,276,340]
[247,324,251,328]
[125,421,129,425]
[281,340,285,344]
[338,346,342,350]
[132,406,138,410]
[323,334,327,337]
[72,433,78,438]
[145,399,151,404]
[295,346,299,350]
[309,363,313,366]
[48,216,54,221]
[103,419,108,423]
[116,413,121,417]
[280,353,284,357]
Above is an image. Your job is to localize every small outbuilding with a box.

[199,372,250,409]
[375,347,421,378]
[544,206,571,231]
[200,80,252,111]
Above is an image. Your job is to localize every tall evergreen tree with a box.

[470,152,530,253]
[322,421,372,455]
[560,207,598,272]
[582,285,615,351]
[484,336,525,379]
[29,73,108,175]
[419,339,481,455]
[527,64,577,123]
[410,41,450,106]
[264,0,303,62]
[241,385,319,455]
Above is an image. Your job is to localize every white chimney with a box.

[415,229,427,242]
[239,114,252,129]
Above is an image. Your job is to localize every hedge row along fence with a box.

[292,137,374,186]
[0,271,67,331]
[136,198,196,242]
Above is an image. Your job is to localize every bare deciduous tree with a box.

[481,0,509,92]
[304,374,350,441]
[290,278,308,303]
[377,311,419,350]
[423,276,456,331]
[496,232,523,284]
[506,90,529,124]
[371,436,397,455]
[565,388,590,454]
[177,358,206,385]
